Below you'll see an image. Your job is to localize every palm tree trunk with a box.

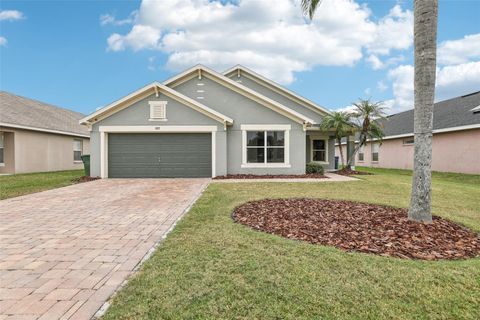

[346,133,365,168]
[408,0,438,223]
[337,137,345,168]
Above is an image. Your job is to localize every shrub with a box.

[306,162,324,174]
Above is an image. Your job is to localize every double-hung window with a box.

[358,144,364,161]
[73,139,83,162]
[0,133,4,166]
[372,143,380,162]
[311,139,327,162]
[242,125,290,168]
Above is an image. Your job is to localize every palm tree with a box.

[302,0,438,223]
[408,0,438,223]
[346,99,386,168]
[320,111,352,168]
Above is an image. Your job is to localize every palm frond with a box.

[301,0,323,20]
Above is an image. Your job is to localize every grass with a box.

[103,168,480,320]
[0,170,84,200]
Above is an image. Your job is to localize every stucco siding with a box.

[226,74,325,123]
[174,76,308,174]
[0,127,89,174]
[89,92,224,177]
[334,128,480,174]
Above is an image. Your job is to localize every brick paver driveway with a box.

[0,178,209,319]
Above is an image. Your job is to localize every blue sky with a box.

[1,0,479,116]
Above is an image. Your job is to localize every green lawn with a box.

[103,168,480,320]
[0,170,84,200]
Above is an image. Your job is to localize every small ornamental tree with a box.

[320,111,353,168]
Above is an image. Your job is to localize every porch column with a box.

[346,135,356,169]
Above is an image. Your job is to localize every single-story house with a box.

[335,91,480,175]
[0,91,90,174]
[80,65,337,178]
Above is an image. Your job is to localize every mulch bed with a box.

[232,198,480,260]
[334,168,373,176]
[214,174,328,180]
[73,176,101,183]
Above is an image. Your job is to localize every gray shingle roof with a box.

[380,91,480,136]
[0,91,89,137]
[339,91,480,143]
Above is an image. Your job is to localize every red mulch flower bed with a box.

[73,176,100,183]
[334,168,372,176]
[232,198,480,260]
[214,174,328,180]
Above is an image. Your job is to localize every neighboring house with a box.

[0,91,90,174]
[335,91,480,174]
[80,65,334,178]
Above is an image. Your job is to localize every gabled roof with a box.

[0,91,89,137]
[339,91,480,144]
[379,91,480,137]
[162,65,316,125]
[79,82,234,126]
[223,65,331,116]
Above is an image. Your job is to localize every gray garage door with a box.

[108,133,212,178]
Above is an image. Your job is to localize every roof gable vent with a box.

[149,101,167,121]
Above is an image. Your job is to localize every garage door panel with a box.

[108,133,212,178]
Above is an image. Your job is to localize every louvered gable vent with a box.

[149,101,167,120]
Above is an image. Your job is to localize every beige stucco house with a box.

[336,91,480,175]
[0,91,90,174]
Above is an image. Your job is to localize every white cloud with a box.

[436,61,480,100]
[0,36,7,46]
[367,54,405,70]
[387,64,414,113]
[438,33,480,65]
[377,80,388,92]
[0,10,24,21]
[100,11,137,26]
[366,4,413,55]
[366,54,384,70]
[387,61,480,114]
[104,0,412,84]
[147,56,156,71]
[107,25,161,52]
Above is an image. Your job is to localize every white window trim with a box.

[371,143,380,163]
[357,145,365,162]
[73,139,83,163]
[241,124,290,168]
[149,101,168,121]
[309,135,329,164]
[99,125,218,178]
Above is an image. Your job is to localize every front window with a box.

[312,139,327,162]
[0,133,4,165]
[372,143,380,162]
[246,131,285,163]
[73,139,83,162]
[358,145,364,161]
